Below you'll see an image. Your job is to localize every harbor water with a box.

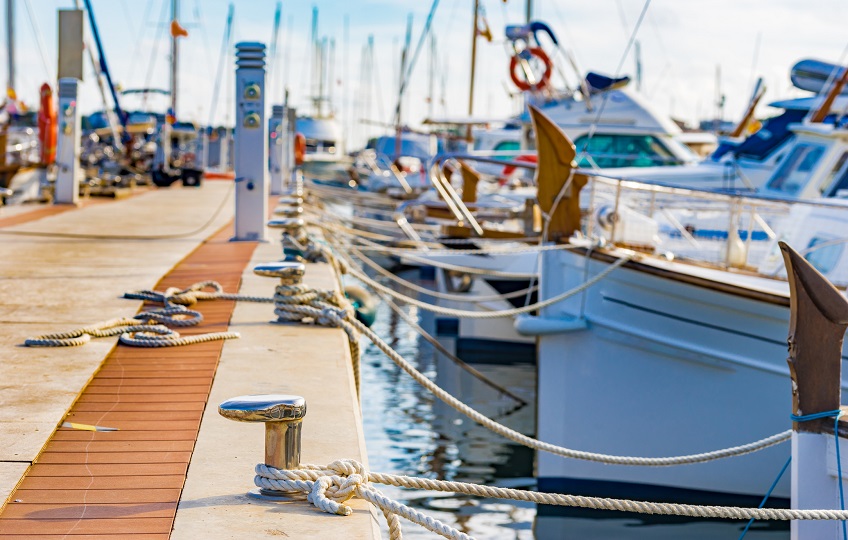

[357,268,789,539]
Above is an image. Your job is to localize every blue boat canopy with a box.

[585,72,631,94]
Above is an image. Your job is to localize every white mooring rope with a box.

[252,458,848,540]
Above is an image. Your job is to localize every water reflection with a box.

[358,269,787,539]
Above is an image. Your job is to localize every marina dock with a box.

[0,185,378,538]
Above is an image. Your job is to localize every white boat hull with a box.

[536,248,848,501]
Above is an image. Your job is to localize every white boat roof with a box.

[767,95,848,112]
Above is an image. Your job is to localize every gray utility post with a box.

[55,78,81,205]
[780,241,848,540]
[232,42,268,242]
[284,107,297,191]
[269,105,284,195]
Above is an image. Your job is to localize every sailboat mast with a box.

[467,0,479,139]
[6,0,14,93]
[428,33,435,118]
[170,0,179,116]
[526,0,532,23]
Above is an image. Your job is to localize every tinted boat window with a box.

[574,134,676,168]
[805,236,844,274]
[766,143,825,195]
[821,151,848,195]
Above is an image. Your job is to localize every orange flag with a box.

[170,20,189,38]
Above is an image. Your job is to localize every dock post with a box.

[269,105,284,195]
[55,78,81,205]
[284,107,297,193]
[779,242,848,540]
[232,42,269,242]
[219,128,230,171]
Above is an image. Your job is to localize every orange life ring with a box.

[509,47,553,92]
[294,132,306,166]
[37,83,57,165]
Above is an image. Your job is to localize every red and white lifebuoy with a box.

[509,47,553,92]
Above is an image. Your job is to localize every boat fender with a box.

[38,83,57,165]
[294,133,306,166]
[509,47,553,92]
[344,284,377,328]
[514,314,587,336]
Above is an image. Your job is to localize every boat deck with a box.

[0,184,378,538]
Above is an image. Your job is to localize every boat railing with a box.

[582,172,848,285]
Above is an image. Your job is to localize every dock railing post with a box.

[55,78,81,205]
[780,241,848,540]
[269,105,284,195]
[232,41,269,242]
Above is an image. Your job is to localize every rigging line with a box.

[126,0,156,87]
[120,0,145,51]
[393,0,441,125]
[21,0,54,83]
[142,0,171,112]
[193,0,217,83]
[207,4,235,129]
[577,0,652,171]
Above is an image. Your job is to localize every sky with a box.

[3,0,848,150]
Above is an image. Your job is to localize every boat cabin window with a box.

[820,151,848,196]
[805,236,845,274]
[493,140,521,153]
[765,143,826,195]
[573,134,677,168]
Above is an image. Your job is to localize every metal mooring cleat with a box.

[219,394,307,499]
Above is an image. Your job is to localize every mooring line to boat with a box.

[346,244,540,304]
[371,286,529,406]
[340,238,540,278]
[304,297,793,465]
[338,248,631,319]
[348,232,577,256]
[251,456,848,540]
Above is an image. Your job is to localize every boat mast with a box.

[467,0,479,140]
[526,0,532,22]
[170,0,179,116]
[6,0,14,94]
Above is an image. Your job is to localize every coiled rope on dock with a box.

[251,457,848,540]
[25,283,242,348]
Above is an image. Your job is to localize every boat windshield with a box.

[765,142,826,195]
[573,133,681,168]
